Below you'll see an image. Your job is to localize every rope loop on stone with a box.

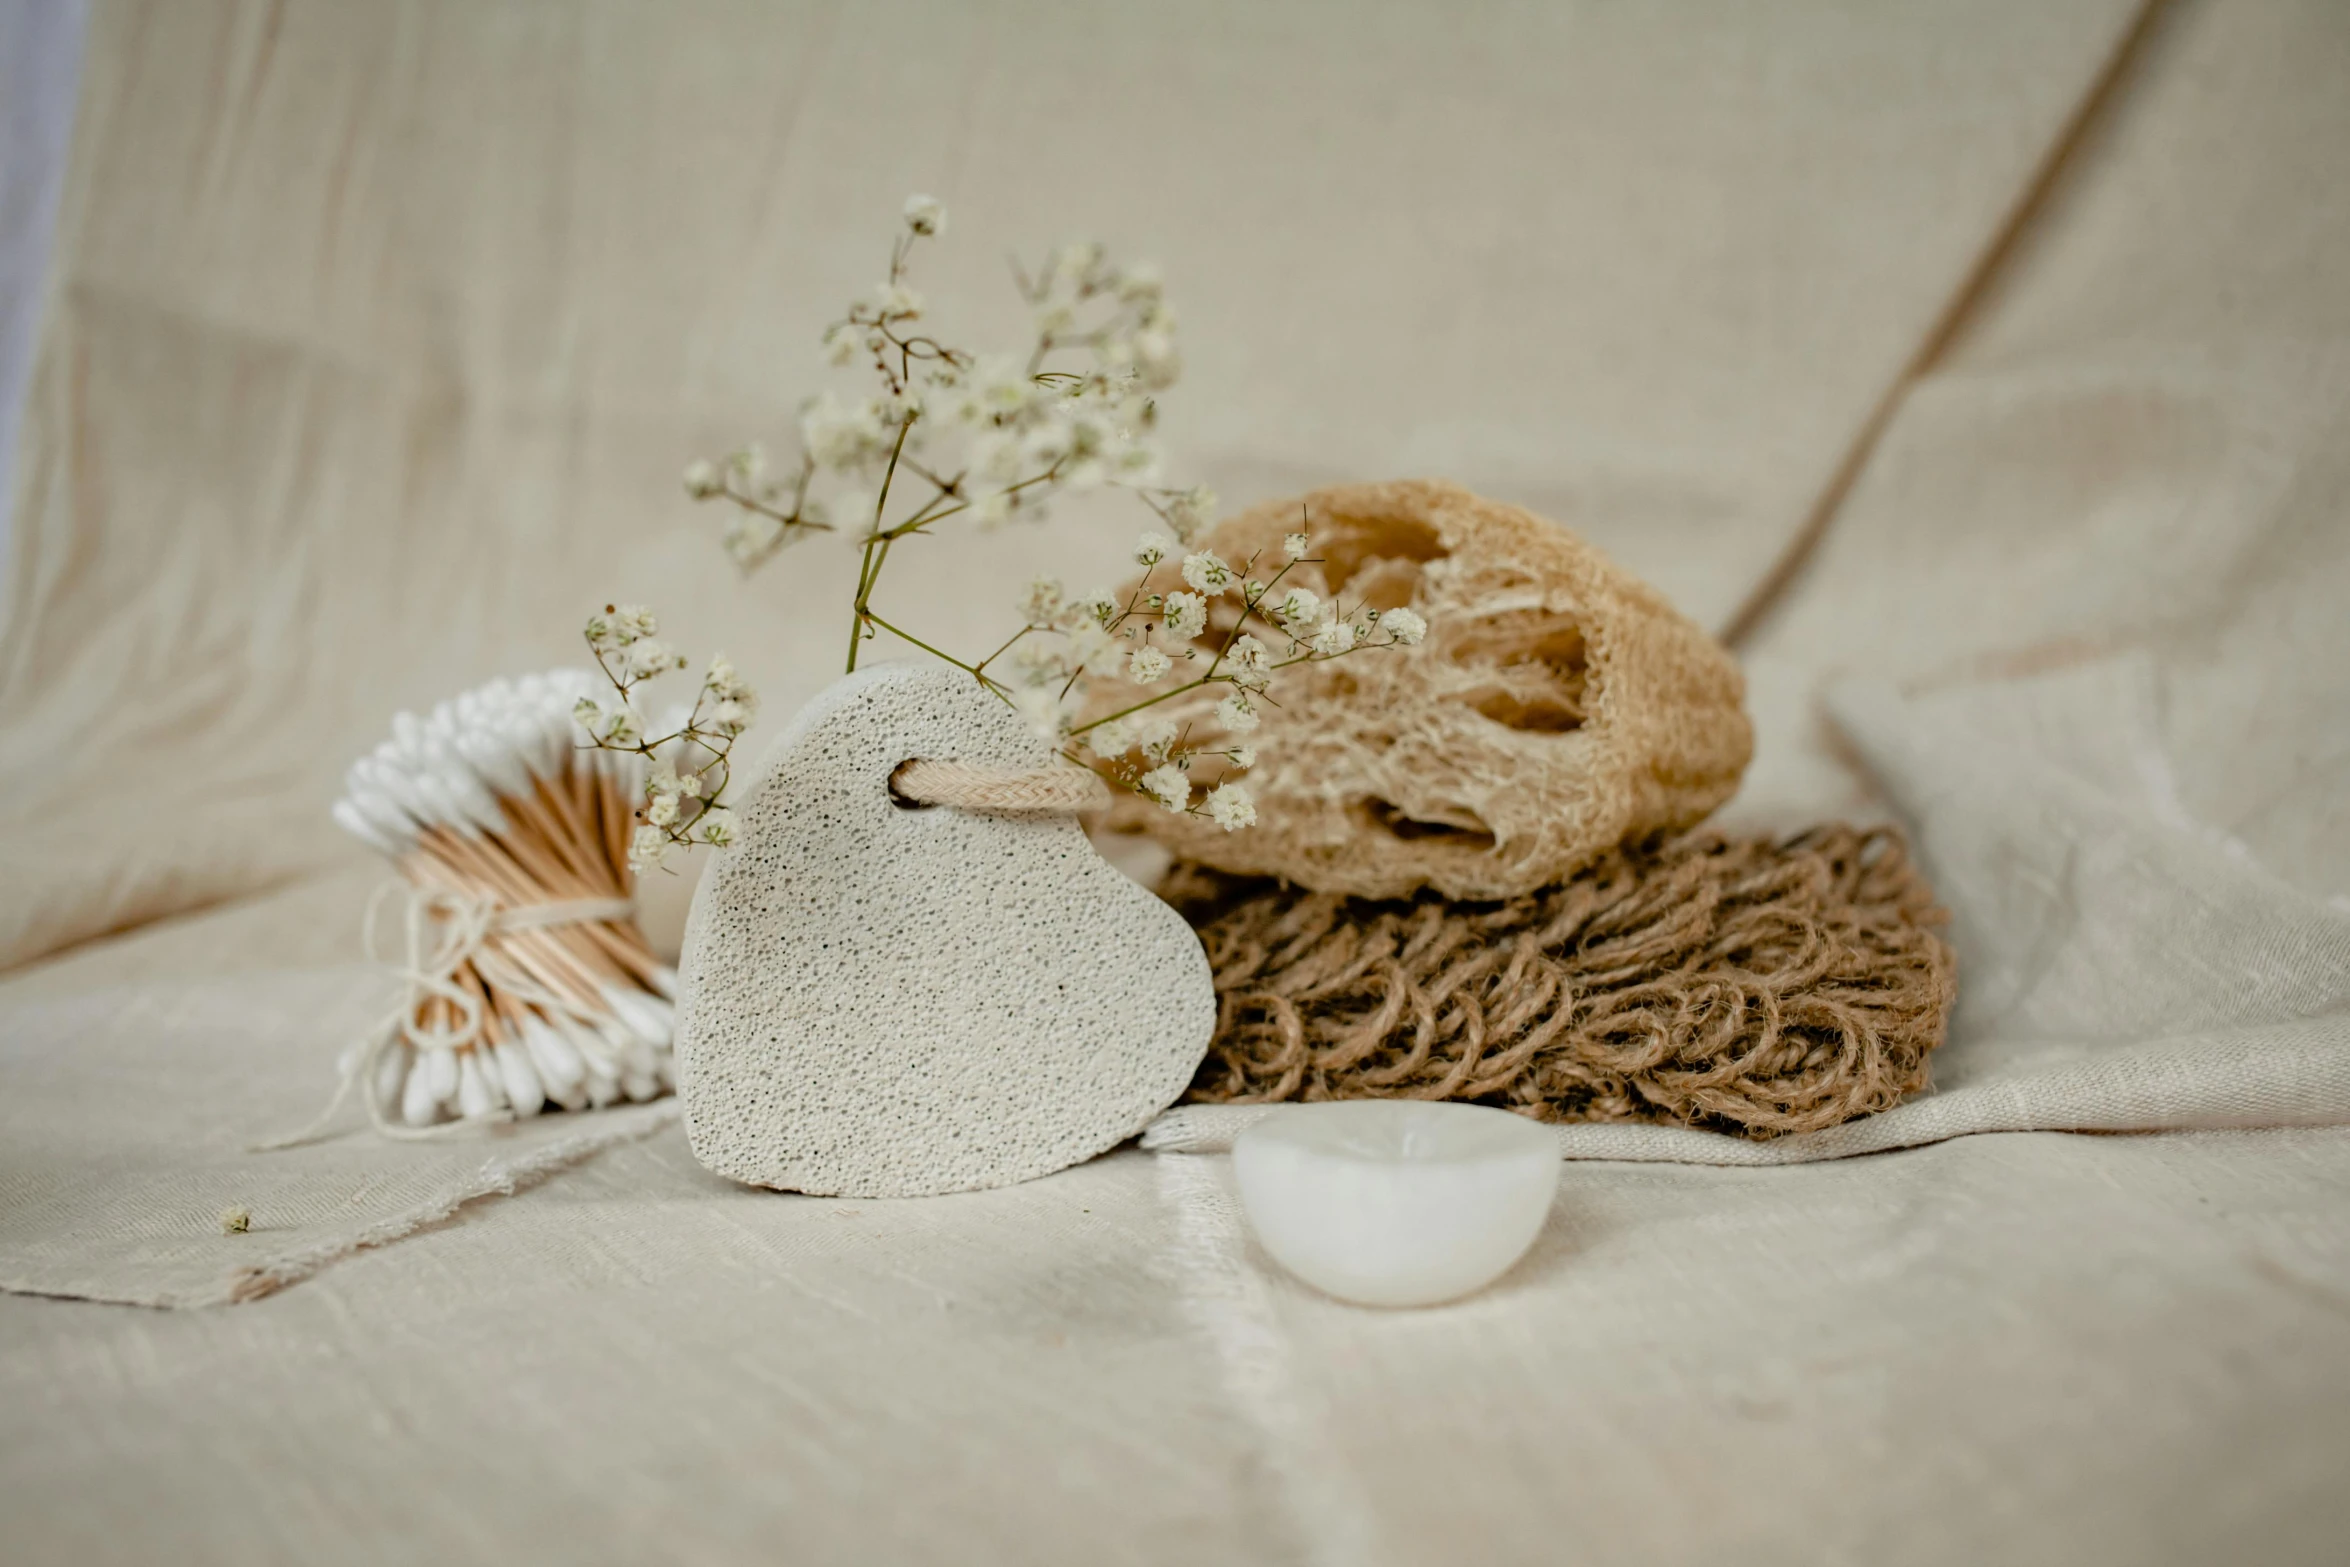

[891,758,1110,814]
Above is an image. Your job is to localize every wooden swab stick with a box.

[416,827,642,985]
[404,845,613,1012]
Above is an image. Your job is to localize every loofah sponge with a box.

[673,661,1215,1198]
[1092,479,1754,900]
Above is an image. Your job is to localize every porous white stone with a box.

[673,661,1216,1197]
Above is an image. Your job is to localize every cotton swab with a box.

[328,668,678,1132]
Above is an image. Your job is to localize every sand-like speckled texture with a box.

[675,662,1214,1197]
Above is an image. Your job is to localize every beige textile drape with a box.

[0,0,2154,972]
[5,2,2350,1562]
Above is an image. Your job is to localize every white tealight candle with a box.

[1232,1101,1560,1307]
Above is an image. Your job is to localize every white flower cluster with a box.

[682,193,1194,572]
[993,520,1429,829]
[598,199,1435,850]
[576,604,756,869]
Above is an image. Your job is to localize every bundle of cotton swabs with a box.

[323,669,681,1132]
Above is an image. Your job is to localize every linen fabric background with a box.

[3,1,2348,1563]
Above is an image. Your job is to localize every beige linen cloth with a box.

[4,1,2349,1562]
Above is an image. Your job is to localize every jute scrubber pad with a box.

[1096,479,1753,900]
[1165,825,1956,1138]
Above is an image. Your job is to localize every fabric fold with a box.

[1150,657,2350,1164]
[0,967,677,1307]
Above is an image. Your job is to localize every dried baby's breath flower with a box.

[1063,619,1117,676]
[577,607,760,866]
[1019,577,1066,626]
[1129,713,1179,760]
[622,199,1436,836]
[1013,684,1065,740]
[724,511,786,566]
[1162,591,1208,640]
[903,193,946,235]
[625,639,687,678]
[1165,485,1216,543]
[1127,644,1170,684]
[630,824,672,872]
[801,391,893,472]
[1140,764,1190,813]
[595,704,642,746]
[1204,782,1256,832]
[1181,551,1232,595]
[1310,617,1357,656]
[1227,635,1271,689]
[1117,262,1163,302]
[871,281,923,319]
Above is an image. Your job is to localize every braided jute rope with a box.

[1163,825,1957,1139]
[892,758,1110,813]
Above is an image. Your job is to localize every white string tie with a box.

[252,882,637,1151]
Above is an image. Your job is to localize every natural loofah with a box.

[674,661,1214,1198]
[1164,825,1956,1139]
[1094,479,1754,900]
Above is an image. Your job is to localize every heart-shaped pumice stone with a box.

[673,660,1216,1197]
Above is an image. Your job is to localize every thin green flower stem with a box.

[862,610,1005,691]
[1069,673,1222,737]
[972,623,1036,679]
[1072,551,1296,732]
[878,491,959,540]
[1068,579,1388,740]
[1064,639,1385,744]
[859,533,896,606]
[1055,574,1158,702]
[900,456,962,494]
[581,639,749,853]
[844,414,919,672]
[844,535,881,672]
[723,486,833,533]
[877,463,1062,542]
[1194,551,1291,687]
